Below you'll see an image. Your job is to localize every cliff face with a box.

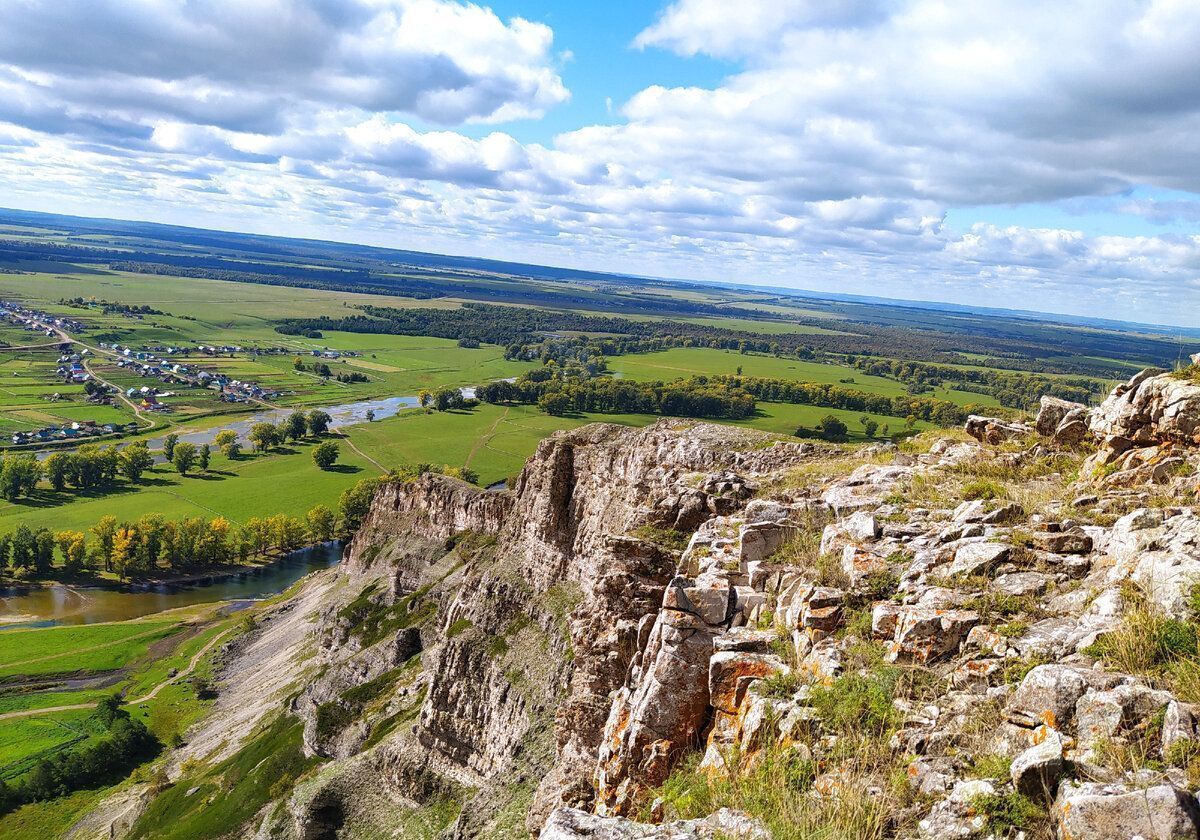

[269,420,829,838]
[159,367,1200,840]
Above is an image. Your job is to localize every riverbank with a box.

[0,541,343,595]
[0,542,342,628]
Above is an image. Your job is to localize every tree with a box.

[306,410,331,436]
[337,477,381,537]
[162,433,179,461]
[312,441,340,470]
[433,388,464,411]
[90,516,118,571]
[537,392,572,416]
[172,442,197,475]
[118,443,154,483]
[198,444,211,472]
[10,525,35,570]
[417,390,432,410]
[0,455,41,501]
[110,527,137,579]
[56,531,88,575]
[816,415,849,442]
[306,505,336,543]
[43,452,72,492]
[248,422,279,452]
[860,415,879,439]
[285,411,307,441]
[33,529,54,574]
[214,430,241,459]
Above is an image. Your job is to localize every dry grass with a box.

[654,736,908,840]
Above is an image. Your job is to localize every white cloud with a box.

[0,0,1199,324]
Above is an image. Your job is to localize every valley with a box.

[0,212,1197,839]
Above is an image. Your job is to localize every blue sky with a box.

[0,0,1197,326]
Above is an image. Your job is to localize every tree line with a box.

[0,697,158,816]
[1,463,480,581]
[0,505,334,580]
[476,369,757,420]
[271,302,1180,376]
[707,375,971,426]
[847,357,1104,409]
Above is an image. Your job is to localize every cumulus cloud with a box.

[0,0,1199,324]
[0,0,567,132]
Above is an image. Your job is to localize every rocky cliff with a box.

[107,365,1200,840]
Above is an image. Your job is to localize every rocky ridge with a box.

[108,362,1200,840]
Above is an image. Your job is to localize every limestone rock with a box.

[1055,782,1200,840]
[1009,725,1063,801]
[540,807,768,839]
[965,415,1033,445]
[1036,396,1087,437]
[945,542,1009,577]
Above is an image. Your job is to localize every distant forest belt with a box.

[274,303,1154,380]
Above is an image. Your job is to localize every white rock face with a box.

[540,807,768,839]
[1055,782,1200,840]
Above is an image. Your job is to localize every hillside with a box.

[44,360,1200,839]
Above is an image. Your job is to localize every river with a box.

[0,542,341,629]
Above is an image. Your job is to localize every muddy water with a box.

[0,543,341,629]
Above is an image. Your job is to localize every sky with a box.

[0,0,1199,327]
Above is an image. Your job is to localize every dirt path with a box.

[0,626,233,721]
[464,405,509,468]
[343,433,387,472]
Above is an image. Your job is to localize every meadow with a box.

[607,347,1000,408]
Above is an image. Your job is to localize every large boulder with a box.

[965,415,1033,446]
[1055,782,1200,840]
[1089,368,1200,446]
[1036,396,1088,438]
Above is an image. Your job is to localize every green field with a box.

[0,603,236,801]
[0,621,180,679]
[607,347,998,408]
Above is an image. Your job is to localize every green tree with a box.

[537,392,572,416]
[433,388,464,411]
[10,525,35,570]
[248,422,279,452]
[0,455,41,501]
[306,410,331,436]
[118,442,154,483]
[816,415,849,442]
[162,433,179,461]
[172,442,197,475]
[284,411,308,441]
[33,529,55,574]
[213,430,238,457]
[337,477,381,537]
[312,441,340,470]
[306,505,336,542]
[43,452,72,492]
[198,444,211,472]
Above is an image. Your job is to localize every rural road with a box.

[0,626,234,722]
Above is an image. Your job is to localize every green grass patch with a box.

[128,712,320,840]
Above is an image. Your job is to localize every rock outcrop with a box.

[146,367,1200,840]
